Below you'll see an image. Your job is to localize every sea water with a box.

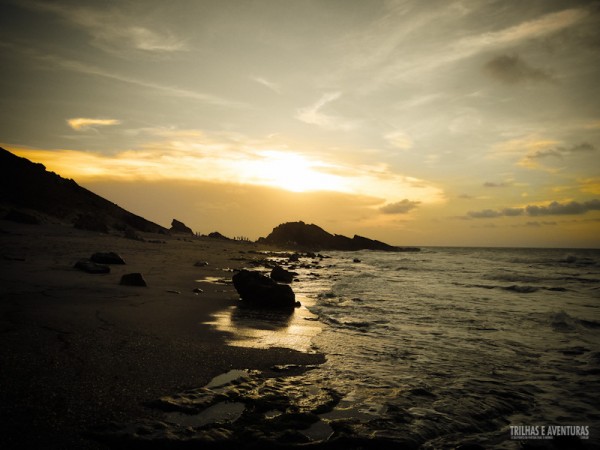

[282,247,600,448]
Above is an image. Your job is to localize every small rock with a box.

[353,258,361,263]
[194,261,209,267]
[120,273,147,287]
[166,290,180,294]
[74,259,110,274]
[91,252,126,264]
[193,288,204,294]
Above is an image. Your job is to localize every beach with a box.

[0,221,324,449]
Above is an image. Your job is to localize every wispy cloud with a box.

[384,130,413,150]
[20,1,186,55]
[67,118,121,131]
[251,76,281,94]
[483,54,554,85]
[460,8,587,50]
[6,44,244,108]
[296,92,358,131]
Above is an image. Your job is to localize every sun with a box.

[241,150,349,193]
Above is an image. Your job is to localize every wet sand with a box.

[0,221,324,449]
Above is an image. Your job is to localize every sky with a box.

[1,0,599,248]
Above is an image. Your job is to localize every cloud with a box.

[520,142,596,168]
[468,199,600,218]
[483,181,509,188]
[21,1,186,55]
[462,8,587,50]
[8,130,444,207]
[9,45,243,108]
[483,54,554,84]
[384,130,413,150]
[67,118,121,131]
[251,76,281,94]
[380,199,421,214]
[296,92,357,131]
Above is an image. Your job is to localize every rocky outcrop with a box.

[170,219,193,235]
[0,147,168,234]
[232,270,298,309]
[257,221,419,252]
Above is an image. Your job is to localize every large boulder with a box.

[232,270,297,309]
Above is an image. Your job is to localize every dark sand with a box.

[0,221,324,449]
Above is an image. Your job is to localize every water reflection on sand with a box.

[206,296,321,352]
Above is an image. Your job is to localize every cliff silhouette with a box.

[0,147,167,234]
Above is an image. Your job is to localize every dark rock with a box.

[353,258,361,263]
[170,219,193,234]
[258,221,419,252]
[91,252,126,264]
[208,231,230,240]
[74,259,110,274]
[120,273,147,287]
[232,270,296,309]
[4,209,40,224]
[271,265,295,283]
[194,261,209,267]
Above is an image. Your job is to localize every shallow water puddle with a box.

[205,369,249,388]
[301,419,334,441]
[195,276,230,284]
[165,401,245,427]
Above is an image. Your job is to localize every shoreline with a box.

[0,221,325,449]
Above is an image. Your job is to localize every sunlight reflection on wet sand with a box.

[205,296,322,352]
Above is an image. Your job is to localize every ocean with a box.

[102,246,600,448]
[305,247,600,447]
[213,246,600,448]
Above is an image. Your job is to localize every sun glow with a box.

[238,150,349,193]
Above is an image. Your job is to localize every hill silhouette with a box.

[258,221,419,252]
[0,147,167,234]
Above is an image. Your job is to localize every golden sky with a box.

[1,0,599,247]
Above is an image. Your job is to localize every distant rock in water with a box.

[232,269,297,309]
[257,221,419,252]
[170,219,193,234]
[0,147,167,234]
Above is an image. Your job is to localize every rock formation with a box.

[257,221,419,252]
[170,219,193,235]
